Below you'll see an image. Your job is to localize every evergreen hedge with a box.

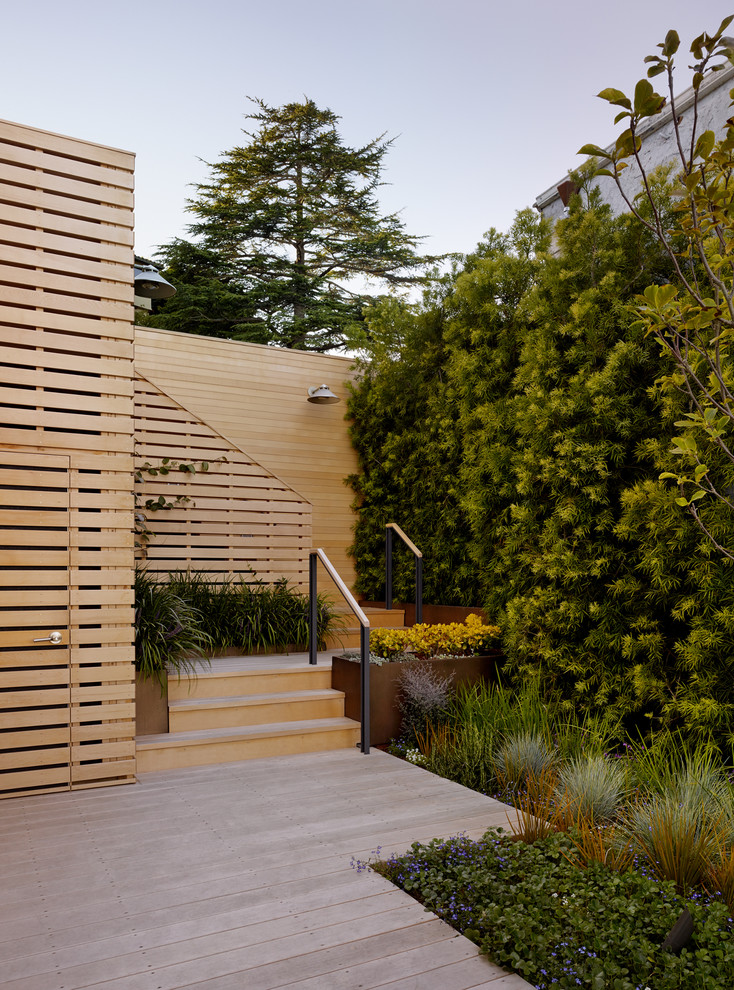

[347,194,734,744]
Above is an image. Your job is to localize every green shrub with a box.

[162,570,341,653]
[398,663,452,745]
[136,570,342,688]
[134,567,212,688]
[346,160,734,746]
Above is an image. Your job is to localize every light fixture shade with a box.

[307,384,340,404]
[134,265,176,300]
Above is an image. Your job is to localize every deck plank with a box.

[0,748,532,989]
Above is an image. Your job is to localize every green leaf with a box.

[647,63,666,78]
[615,129,640,157]
[597,88,631,109]
[693,130,716,160]
[671,434,697,452]
[578,143,609,158]
[634,79,654,113]
[662,29,680,57]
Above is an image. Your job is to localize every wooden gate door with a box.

[0,451,71,797]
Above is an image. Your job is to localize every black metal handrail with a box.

[309,548,370,754]
[385,523,423,624]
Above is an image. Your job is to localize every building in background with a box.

[535,64,734,222]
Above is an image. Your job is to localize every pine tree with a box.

[148,98,432,351]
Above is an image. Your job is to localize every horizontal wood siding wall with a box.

[135,376,312,583]
[0,119,136,796]
[134,329,360,591]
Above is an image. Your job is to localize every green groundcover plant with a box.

[373,829,734,989]
[378,675,734,986]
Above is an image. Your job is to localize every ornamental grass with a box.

[383,675,734,987]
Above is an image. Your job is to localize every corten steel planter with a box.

[135,672,169,735]
[359,602,488,627]
[331,652,502,747]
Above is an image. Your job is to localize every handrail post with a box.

[360,624,370,753]
[415,555,423,625]
[385,525,393,610]
[385,523,423,625]
[308,551,318,665]
[308,548,370,753]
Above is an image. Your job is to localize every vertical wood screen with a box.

[134,327,359,590]
[0,118,136,795]
[135,376,312,584]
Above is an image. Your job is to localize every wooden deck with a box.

[0,748,533,989]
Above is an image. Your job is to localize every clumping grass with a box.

[508,767,562,842]
[134,566,212,688]
[493,731,556,794]
[555,754,627,825]
[382,676,734,986]
[416,679,621,798]
[371,829,734,990]
[707,839,734,912]
[141,569,342,660]
[417,721,496,794]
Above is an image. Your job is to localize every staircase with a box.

[136,661,361,773]
[135,604,407,773]
[326,605,408,649]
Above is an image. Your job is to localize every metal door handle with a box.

[33,631,63,645]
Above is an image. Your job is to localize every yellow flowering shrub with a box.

[369,613,500,661]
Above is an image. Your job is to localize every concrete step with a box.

[168,665,332,701]
[136,718,362,772]
[169,688,347,732]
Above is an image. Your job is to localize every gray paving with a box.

[0,748,534,989]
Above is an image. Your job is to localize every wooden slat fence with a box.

[0,118,136,797]
[134,328,360,590]
[134,376,312,585]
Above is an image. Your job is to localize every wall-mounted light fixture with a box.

[307,384,340,404]
[134,264,176,300]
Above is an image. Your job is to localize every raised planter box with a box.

[331,652,502,747]
[135,673,169,736]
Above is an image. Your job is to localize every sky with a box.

[3,0,733,261]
